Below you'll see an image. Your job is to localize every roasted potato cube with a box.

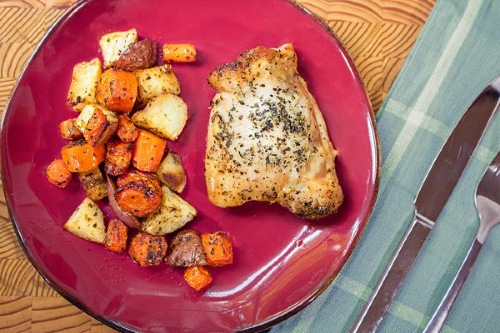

[99,28,138,68]
[75,104,95,132]
[64,197,105,243]
[78,167,108,201]
[131,93,188,140]
[116,39,157,71]
[156,151,186,193]
[83,106,117,146]
[97,69,138,113]
[135,65,180,106]
[128,232,168,266]
[141,186,197,235]
[60,118,84,140]
[166,229,206,267]
[76,104,118,133]
[67,57,102,111]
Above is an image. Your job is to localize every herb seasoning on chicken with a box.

[205,44,343,219]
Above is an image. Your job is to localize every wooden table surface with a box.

[0,0,435,331]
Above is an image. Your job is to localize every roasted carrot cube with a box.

[105,219,128,252]
[83,107,116,146]
[128,232,168,266]
[116,115,139,142]
[60,118,83,140]
[104,139,133,176]
[97,69,138,113]
[45,158,73,188]
[131,129,167,172]
[201,232,233,267]
[162,44,197,63]
[61,138,106,172]
[184,265,213,291]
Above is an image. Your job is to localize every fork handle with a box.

[423,239,482,333]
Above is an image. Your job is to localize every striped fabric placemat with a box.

[270,1,500,332]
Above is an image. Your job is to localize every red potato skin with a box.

[166,229,207,267]
[115,39,158,71]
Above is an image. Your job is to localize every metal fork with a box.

[423,152,500,333]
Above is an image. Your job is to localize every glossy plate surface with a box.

[0,0,379,331]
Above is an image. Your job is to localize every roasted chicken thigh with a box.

[205,44,343,219]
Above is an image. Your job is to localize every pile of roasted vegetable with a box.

[45,28,232,291]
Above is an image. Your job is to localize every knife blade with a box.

[351,76,500,333]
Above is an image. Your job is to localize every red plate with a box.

[1,0,379,331]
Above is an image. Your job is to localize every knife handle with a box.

[423,239,482,333]
[351,215,432,333]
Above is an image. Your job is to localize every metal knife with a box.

[351,76,500,333]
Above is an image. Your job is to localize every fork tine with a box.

[476,152,500,201]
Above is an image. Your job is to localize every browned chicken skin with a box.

[205,44,343,219]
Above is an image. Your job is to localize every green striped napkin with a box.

[270,1,500,332]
